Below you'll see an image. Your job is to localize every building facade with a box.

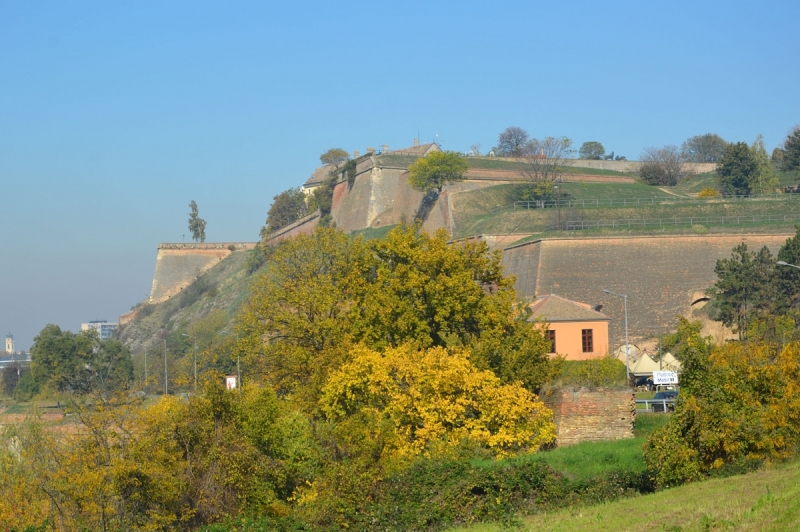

[528,294,610,360]
[81,320,118,340]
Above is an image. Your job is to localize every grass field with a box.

[450,459,800,532]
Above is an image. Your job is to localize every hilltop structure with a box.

[80,320,119,340]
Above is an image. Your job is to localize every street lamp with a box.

[163,337,168,395]
[777,260,800,270]
[603,289,630,384]
[182,333,198,392]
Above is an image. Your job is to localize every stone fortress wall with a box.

[501,233,792,346]
[148,242,256,304]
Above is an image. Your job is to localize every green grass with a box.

[450,460,800,532]
[672,172,719,195]
[559,181,679,200]
[350,224,399,241]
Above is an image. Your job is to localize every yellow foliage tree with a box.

[320,344,556,460]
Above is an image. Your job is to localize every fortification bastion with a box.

[148,242,256,304]
[501,233,792,347]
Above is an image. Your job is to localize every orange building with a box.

[528,294,610,360]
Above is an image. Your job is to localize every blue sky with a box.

[1,0,798,350]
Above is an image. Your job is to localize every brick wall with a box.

[541,387,635,447]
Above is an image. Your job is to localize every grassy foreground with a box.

[450,460,800,532]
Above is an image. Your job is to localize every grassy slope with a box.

[118,250,254,351]
[377,154,632,177]
[452,460,800,532]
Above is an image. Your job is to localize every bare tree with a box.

[638,146,687,186]
[496,126,530,157]
[516,136,574,206]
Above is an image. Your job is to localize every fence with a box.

[635,399,675,414]
[544,213,800,232]
[512,192,800,210]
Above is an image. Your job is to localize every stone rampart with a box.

[502,233,791,346]
[264,211,321,245]
[148,242,256,304]
[541,387,635,447]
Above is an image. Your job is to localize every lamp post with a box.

[163,337,168,395]
[182,333,198,392]
[777,260,800,270]
[144,348,148,386]
[603,289,630,384]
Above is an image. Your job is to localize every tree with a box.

[496,126,530,157]
[406,150,469,193]
[716,142,759,195]
[515,137,574,203]
[578,141,605,160]
[638,146,686,186]
[783,125,800,172]
[320,344,556,460]
[319,148,350,168]
[680,133,728,163]
[188,200,207,242]
[264,187,308,234]
[238,225,556,408]
[30,325,133,395]
[749,134,779,194]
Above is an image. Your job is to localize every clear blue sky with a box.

[1,0,798,350]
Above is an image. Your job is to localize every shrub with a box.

[697,187,719,197]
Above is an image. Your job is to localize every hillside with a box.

[450,460,800,531]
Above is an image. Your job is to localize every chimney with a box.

[382,144,389,153]
[414,138,419,147]
[353,150,360,159]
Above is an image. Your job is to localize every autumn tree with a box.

[319,148,350,168]
[578,141,605,160]
[188,200,207,242]
[238,225,556,408]
[406,150,469,193]
[320,344,556,460]
[496,126,530,157]
[264,187,308,234]
[680,133,728,163]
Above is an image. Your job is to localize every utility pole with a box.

[163,338,168,395]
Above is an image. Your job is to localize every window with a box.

[547,330,556,353]
[582,329,593,353]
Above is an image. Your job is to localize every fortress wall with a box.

[331,166,375,232]
[149,243,256,304]
[503,234,790,346]
[265,211,320,245]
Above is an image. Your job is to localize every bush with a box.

[551,358,627,387]
[697,187,719,197]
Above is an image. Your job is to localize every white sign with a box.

[225,376,238,390]
[653,371,679,385]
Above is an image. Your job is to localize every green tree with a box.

[783,125,800,172]
[319,148,350,168]
[749,135,779,193]
[30,325,133,395]
[406,151,469,193]
[680,133,728,163]
[717,142,758,195]
[578,141,605,160]
[264,187,308,234]
[188,200,207,242]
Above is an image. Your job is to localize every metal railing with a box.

[636,399,676,413]
[545,213,800,232]
[512,192,800,210]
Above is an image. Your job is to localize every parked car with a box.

[652,391,678,412]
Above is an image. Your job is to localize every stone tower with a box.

[5,334,13,354]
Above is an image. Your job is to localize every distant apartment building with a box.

[81,320,118,340]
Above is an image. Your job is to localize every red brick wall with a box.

[541,387,635,447]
